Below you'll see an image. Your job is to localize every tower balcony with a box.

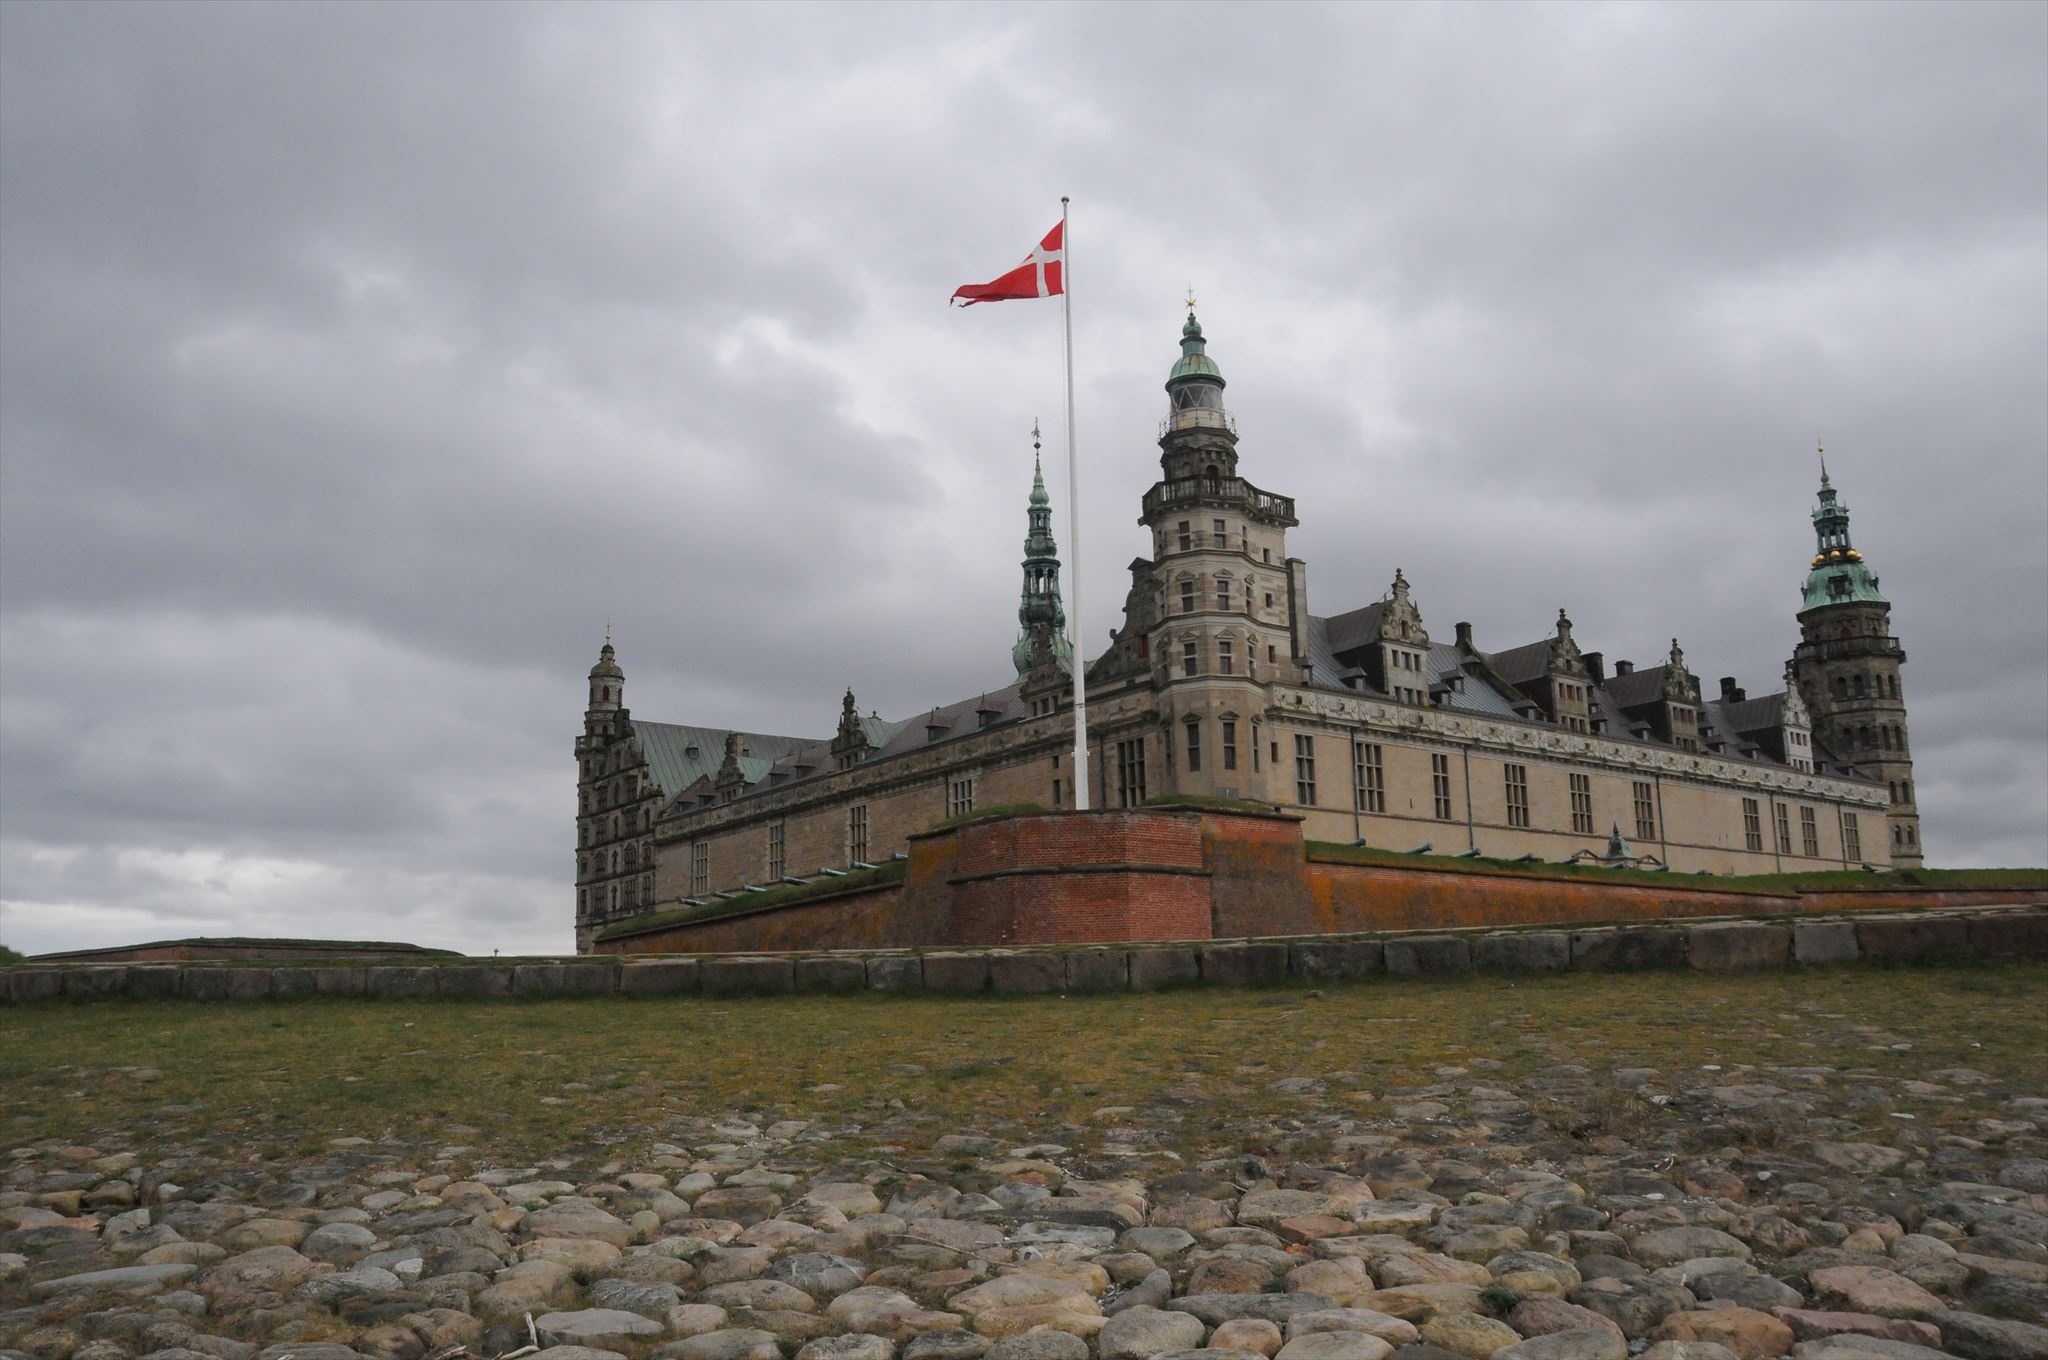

[1795,635,1906,664]
[1142,473,1296,525]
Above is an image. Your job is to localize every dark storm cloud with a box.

[2,2,2042,955]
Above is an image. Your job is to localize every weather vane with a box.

[1185,284,1197,312]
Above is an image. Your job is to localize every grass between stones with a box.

[4,962,2042,1168]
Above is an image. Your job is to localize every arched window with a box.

[1852,674,1866,697]
[1902,780,1912,803]
[1832,676,1848,700]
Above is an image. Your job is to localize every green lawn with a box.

[5,962,2042,1167]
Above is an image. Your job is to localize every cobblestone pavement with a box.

[7,1034,2047,1360]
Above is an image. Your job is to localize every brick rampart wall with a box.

[584,808,2041,956]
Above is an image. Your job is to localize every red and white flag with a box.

[951,221,1064,305]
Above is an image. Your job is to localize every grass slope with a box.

[5,962,2041,1165]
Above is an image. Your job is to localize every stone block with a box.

[1200,941,1291,987]
[1685,922,1791,972]
[437,965,514,998]
[127,966,184,1000]
[1792,920,1861,964]
[1570,927,1686,972]
[1473,931,1571,973]
[1288,939,1384,983]
[6,970,65,1004]
[184,968,270,1002]
[795,956,867,993]
[560,963,617,995]
[1385,934,1473,976]
[63,967,131,1000]
[270,967,320,999]
[1966,911,2048,959]
[618,959,700,996]
[701,956,795,996]
[922,952,991,994]
[1065,949,1131,992]
[988,951,1063,994]
[1856,914,1972,962]
[313,967,367,997]
[1129,947,1200,990]
[366,966,437,999]
[512,963,566,997]
[865,955,922,992]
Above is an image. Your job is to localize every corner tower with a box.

[1013,424,1074,678]
[1788,456,1921,864]
[1137,309,1302,690]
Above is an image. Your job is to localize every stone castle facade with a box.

[572,314,1920,950]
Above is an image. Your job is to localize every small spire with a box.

[1817,435,1830,488]
[1185,284,1197,314]
[604,616,611,644]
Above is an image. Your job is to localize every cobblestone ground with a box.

[5,974,2047,1360]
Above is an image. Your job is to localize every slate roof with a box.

[1599,664,1673,712]
[1483,638,1555,686]
[1320,602,1386,658]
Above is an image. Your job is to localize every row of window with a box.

[1834,672,1901,701]
[1856,722,1908,753]
[681,801,880,898]
[577,842,648,882]
[1166,517,1277,563]
[579,808,651,846]
[576,875,652,916]
[1888,779,1914,805]
[1174,633,1281,678]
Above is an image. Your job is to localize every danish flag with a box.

[951,221,1064,305]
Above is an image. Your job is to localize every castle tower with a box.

[584,636,624,740]
[1789,457,1921,865]
[1138,309,1302,692]
[1013,424,1074,678]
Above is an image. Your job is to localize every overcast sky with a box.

[3,2,2043,958]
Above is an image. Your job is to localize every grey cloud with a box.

[2,2,2042,957]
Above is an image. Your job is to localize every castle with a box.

[572,313,1919,951]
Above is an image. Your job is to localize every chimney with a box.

[1584,651,1606,684]
[1614,659,1634,677]
[1719,676,1746,703]
[1455,621,1474,652]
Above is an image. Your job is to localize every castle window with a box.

[1262,548,1271,563]
[609,884,618,910]
[1882,725,1894,751]
[1859,725,1873,749]
[767,822,785,880]
[691,841,709,895]
[1183,640,1199,676]
[1268,645,1276,664]
[1052,778,1061,807]
[1571,773,1594,834]
[1216,578,1231,611]
[1251,720,1261,771]
[1901,780,1912,804]
[1115,739,1147,807]
[1743,798,1763,853]
[1432,754,1453,820]
[1832,676,1847,700]
[1185,719,1202,773]
[1213,517,1226,545]
[1889,781,1898,802]
[1775,802,1794,855]
[1181,581,1196,613]
[1504,764,1530,828]
[1222,720,1238,770]
[1799,805,1819,857]
[1294,733,1317,805]
[1633,780,1658,843]
[948,777,976,818]
[1843,812,1862,862]
[578,888,586,912]
[1217,639,1234,675]
[1906,824,1917,847]
[1853,674,1867,697]
[1355,742,1385,814]
[1178,520,1192,552]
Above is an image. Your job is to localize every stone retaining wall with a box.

[6,904,2042,1003]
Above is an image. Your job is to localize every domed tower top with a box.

[1801,449,1885,611]
[587,634,623,712]
[1163,307,1233,438]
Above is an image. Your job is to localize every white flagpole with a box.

[1061,195,1089,810]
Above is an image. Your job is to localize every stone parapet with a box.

[6,905,2041,1004]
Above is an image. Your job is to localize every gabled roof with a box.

[1483,638,1556,687]
[1600,664,1672,711]
[633,721,814,801]
[1321,602,1386,658]
[1715,693,1788,738]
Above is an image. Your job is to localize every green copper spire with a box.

[1801,446,1886,610]
[1015,421,1073,677]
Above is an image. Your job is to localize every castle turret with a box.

[585,636,624,740]
[1136,308,1301,689]
[1014,423,1074,678]
[1789,454,1921,864]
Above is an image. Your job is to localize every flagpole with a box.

[1061,195,1089,811]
